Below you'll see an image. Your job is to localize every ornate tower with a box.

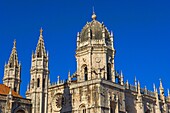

[3,40,21,94]
[26,28,49,113]
[76,11,116,82]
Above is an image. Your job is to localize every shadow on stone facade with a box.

[60,82,72,113]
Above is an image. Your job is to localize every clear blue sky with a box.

[0,0,170,97]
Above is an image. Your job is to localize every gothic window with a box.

[43,78,45,88]
[84,67,88,81]
[32,79,34,88]
[37,78,40,87]
[83,109,86,113]
[107,63,111,80]
[79,104,86,113]
[9,63,12,67]
[37,52,40,57]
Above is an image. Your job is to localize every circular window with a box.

[52,93,64,111]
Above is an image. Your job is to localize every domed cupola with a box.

[76,11,116,83]
[78,11,113,47]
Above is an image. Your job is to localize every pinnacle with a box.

[13,39,16,48]
[40,27,43,36]
[8,40,19,66]
[35,28,46,57]
[92,7,97,20]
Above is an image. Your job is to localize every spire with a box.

[13,39,16,48]
[159,78,165,101]
[40,27,43,36]
[35,28,46,57]
[8,40,19,67]
[120,71,124,85]
[77,32,80,41]
[137,81,141,95]
[91,7,97,20]
[57,75,60,84]
[68,71,71,82]
[134,76,137,86]
[144,86,147,94]
[134,76,137,91]
[125,80,129,89]
[153,83,156,92]
[111,31,113,37]
[159,78,164,90]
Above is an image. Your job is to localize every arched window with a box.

[43,78,45,88]
[83,109,86,113]
[84,67,88,81]
[37,78,40,87]
[107,63,111,80]
[32,79,34,88]
[79,104,86,113]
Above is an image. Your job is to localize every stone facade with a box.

[26,12,170,113]
[1,12,170,113]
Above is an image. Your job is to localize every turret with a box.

[26,28,49,113]
[3,40,21,94]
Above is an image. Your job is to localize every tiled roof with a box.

[0,84,22,98]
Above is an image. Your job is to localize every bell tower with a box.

[26,28,49,113]
[76,11,116,82]
[3,40,21,94]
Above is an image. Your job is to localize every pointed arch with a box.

[107,63,111,80]
[81,64,88,81]
[37,78,40,87]
[79,104,86,113]
[84,66,88,81]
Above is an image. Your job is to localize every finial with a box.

[153,83,156,92]
[13,39,16,48]
[155,88,158,93]
[40,27,43,36]
[91,7,97,20]
[68,70,70,77]
[120,70,123,77]
[125,80,129,89]
[27,83,29,90]
[77,32,80,41]
[137,81,141,94]
[134,76,137,86]
[138,81,140,87]
[57,75,60,84]
[111,31,113,37]
[159,78,163,89]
